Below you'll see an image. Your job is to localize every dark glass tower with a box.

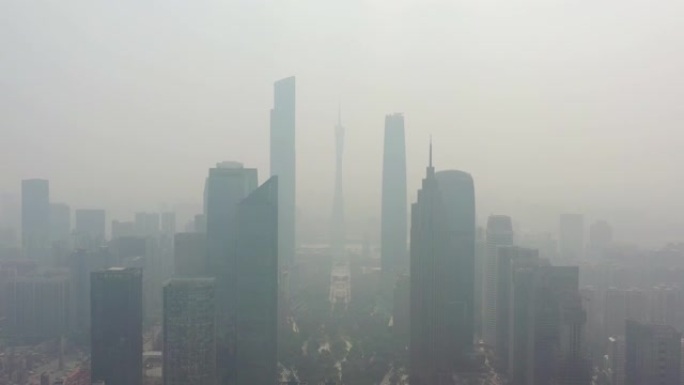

[90,267,143,385]
[21,179,49,260]
[410,147,460,384]
[381,113,407,272]
[435,170,476,357]
[270,76,296,271]
[204,162,257,385]
[234,176,278,385]
[163,278,216,385]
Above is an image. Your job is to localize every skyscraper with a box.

[163,278,216,385]
[234,177,278,385]
[204,162,258,326]
[330,108,346,259]
[559,213,585,261]
[381,113,407,273]
[270,76,296,270]
[91,267,143,385]
[435,170,476,355]
[410,148,460,384]
[509,265,588,385]
[626,320,682,385]
[22,179,50,260]
[494,246,539,372]
[482,215,513,347]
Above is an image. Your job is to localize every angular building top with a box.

[381,113,407,273]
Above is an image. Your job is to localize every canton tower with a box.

[331,107,346,259]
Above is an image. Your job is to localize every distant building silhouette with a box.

[90,267,142,385]
[435,170,476,358]
[135,212,161,238]
[482,215,513,347]
[173,232,207,277]
[270,76,296,271]
[559,213,584,261]
[21,179,50,260]
[234,176,279,385]
[626,319,681,385]
[330,108,346,259]
[163,278,216,385]
[381,113,407,273]
[494,246,539,373]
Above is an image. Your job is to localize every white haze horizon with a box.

[3,0,684,246]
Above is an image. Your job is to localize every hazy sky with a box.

[2,0,684,244]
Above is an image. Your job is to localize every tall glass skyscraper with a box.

[381,113,407,273]
[270,76,296,271]
[163,278,216,385]
[435,170,476,356]
[204,162,257,385]
[90,267,143,385]
[234,176,279,385]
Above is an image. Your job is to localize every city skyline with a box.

[3,2,684,384]
[6,1,684,246]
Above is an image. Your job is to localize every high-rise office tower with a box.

[495,246,539,372]
[559,213,585,261]
[204,162,257,385]
[626,320,682,385]
[0,270,71,340]
[204,162,258,327]
[91,267,143,385]
[49,203,71,243]
[22,179,50,260]
[270,76,296,270]
[482,215,513,347]
[435,170,476,356]
[410,148,460,384]
[608,336,626,385]
[381,113,407,273]
[509,265,587,385]
[330,108,346,259]
[163,278,216,385]
[234,177,278,385]
[74,209,106,248]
